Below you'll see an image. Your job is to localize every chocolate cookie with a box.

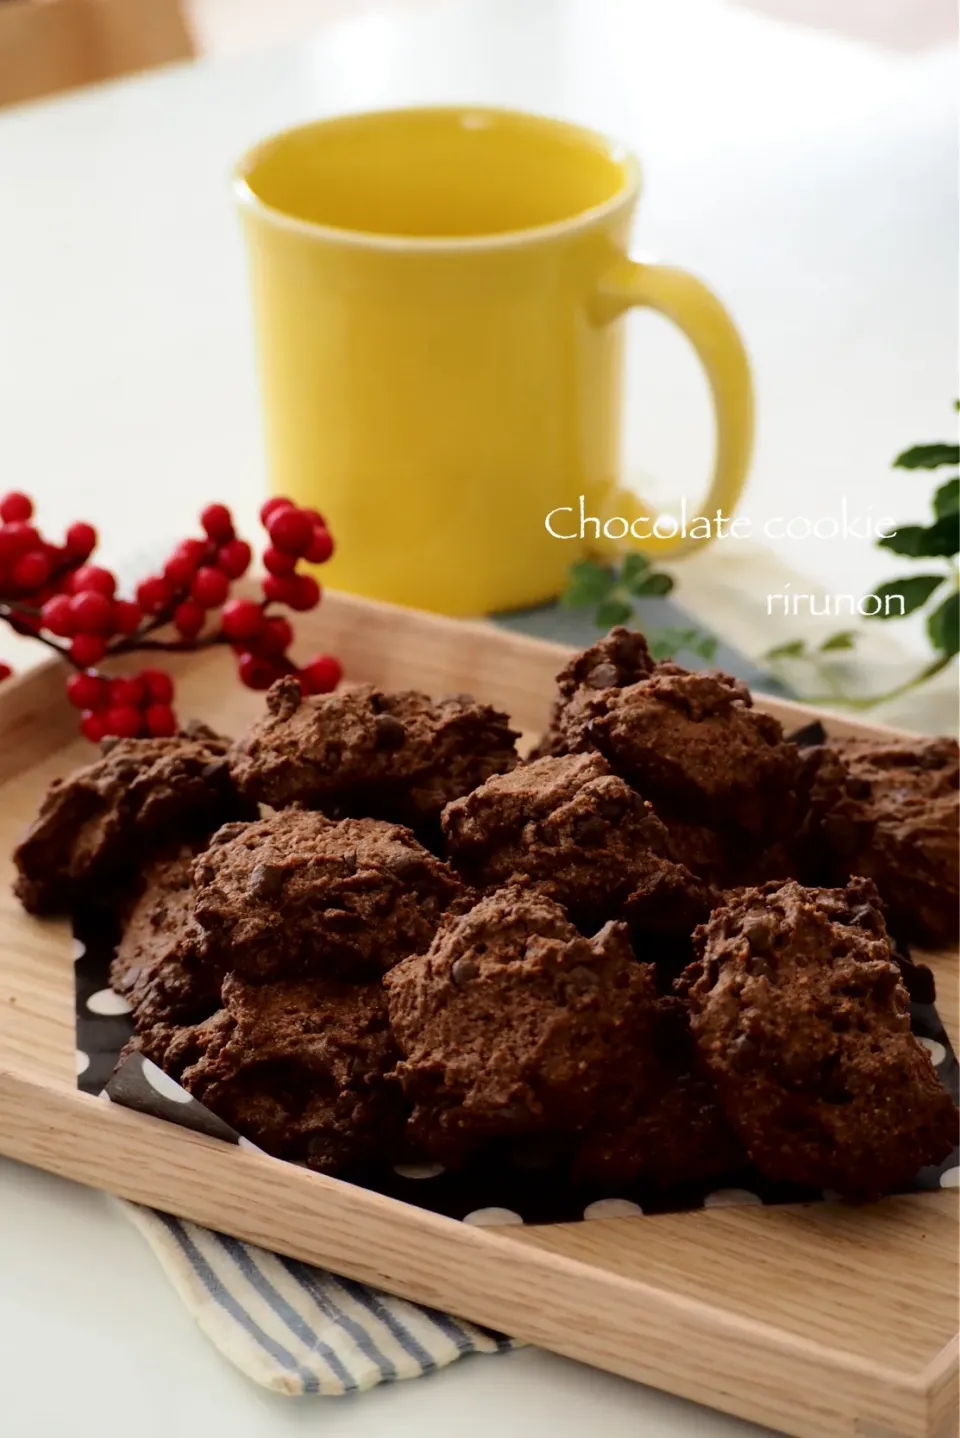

[587,668,800,839]
[535,627,657,758]
[659,817,795,890]
[13,731,252,915]
[534,631,802,875]
[229,677,519,831]
[812,735,959,947]
[442,752,712,936]
[110,845,222,1031]
[385,886,658,1164]
[192,810,465,983]
[139,974,404,1174]
[685,878,957,1195]
[788,740,873,885]
[793,872,936,1004]
[572,995,744,1187]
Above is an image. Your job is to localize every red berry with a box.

[72,564,116,598]
[109,675,145,707]
[144,702,177,737]
[216,538,251,579]
[260,496,294,527]
[221,598,264,642]
[11,549,53,591]
[140,668,174,704]
[0,492,33,523]
[164,540,209,590]
[262,573,297,606]
[164,554,197,590]
[191,566,229,609]
[112,599,142,636]
[237,652,280,691]
[258,615,294,656]
[66,671,108,710]
[70,633,107,666]
[267,506,314,557]
[136,575,173,615]
[103,704,142,739]
[80,710,108,743]
[263,545,297,577]
[300,508,326,527]
[304,525,334,564]
[41,594,75,637]
[64,521,97,560]
[173,600,205,639]
[201,503,235,542]
[69,590,114,634]
[300,654,343,694]
[0,522,40,560]
[0,661,13,684]
[179,538,209,566]
[288,574,321,611]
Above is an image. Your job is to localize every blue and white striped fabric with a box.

[119,1201,515,1394]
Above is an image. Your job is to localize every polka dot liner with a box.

[74,912,960,1227]
[919,1037,947,1067]
[86,987,133,1017]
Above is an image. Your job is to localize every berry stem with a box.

[781,653,955,710]
[122,634,233,654]
[0,603,84,668]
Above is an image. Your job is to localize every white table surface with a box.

[0,2,954,1433]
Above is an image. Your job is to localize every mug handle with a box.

[594,257,754,558]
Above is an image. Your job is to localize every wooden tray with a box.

[0,591,956,1438]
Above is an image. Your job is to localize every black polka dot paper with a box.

[74,914,960,1227]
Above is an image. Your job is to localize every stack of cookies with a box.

[13,628,959,1198]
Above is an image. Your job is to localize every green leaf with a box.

[878,527,925,557]
[630,571,675,598]
[819,630,857,651]
[927,590,960,658]
[561,559,617,609]
[893,442,960,470]
[877,516,959,558]
[619,553,650,586]
[865,575,945,619]
[595,597,634,628]
[765,639,807,660]
[647,626,716,661]
[933,476,960,519]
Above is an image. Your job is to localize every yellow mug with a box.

[236,106,753,616]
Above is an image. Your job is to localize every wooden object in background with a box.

[0,0,194,109]
[0,591,956,1438]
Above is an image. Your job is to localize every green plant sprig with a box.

[561,553,718,663]
[560,416,958,707]
[869,438,959,664]
[763,426,959,707]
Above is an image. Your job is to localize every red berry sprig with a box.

[0,491,342,740]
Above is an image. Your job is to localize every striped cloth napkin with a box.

[120,1201,515,1394]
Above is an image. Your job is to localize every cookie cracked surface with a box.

[110,843,222,1032]
[385,886,658,1163]
[442,751,712,937]
[685,878,957,1195]
[229,677,519,831]
[139,974,404,1174]
[191,809,466,982]
[807,735,959,947]
[14,730,253,915]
